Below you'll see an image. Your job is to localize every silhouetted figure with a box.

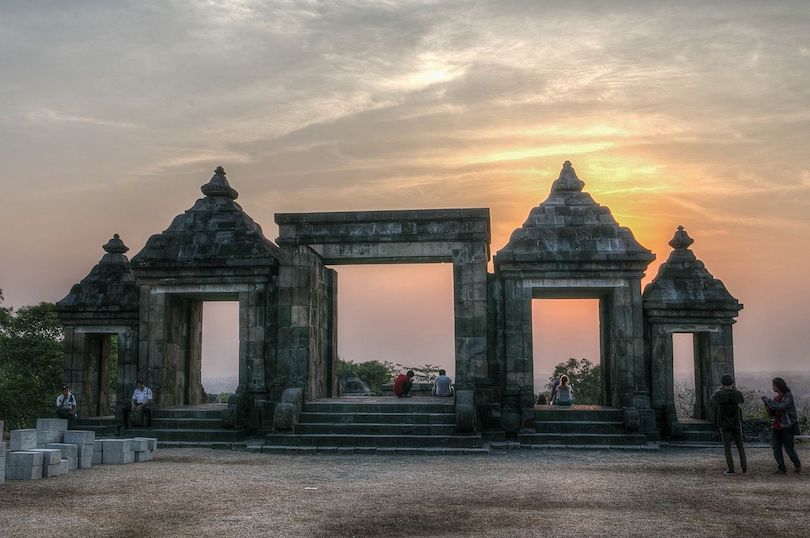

[711,374,747,474]
[762,377,802,474]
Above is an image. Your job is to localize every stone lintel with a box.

[275,209,491,249]
[149,283,263,297]
[650,323,724,334]
[74,325,131,335]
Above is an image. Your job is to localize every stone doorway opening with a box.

[83,333,119,417]
[673,333,696,420]
[335,263,455,395]
[201,301,239,399]
[531,299,602,405]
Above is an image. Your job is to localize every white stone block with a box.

[134,450,154,462]
[130,438,149,452]
[102,439,133,464]
[79,452,94,469]
[134,437,158,451]
[36,418,68,432]
[7,451,44,467]
[43,459,70,478]
[37,430,64,446]
[64,430,95,446]
[6,451,44,481]
[92,448,103,465]
[46,443,79,470]
[7,465,43,480]
[10,429,37,451]
[29,448,62,465]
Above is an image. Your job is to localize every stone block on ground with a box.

[0,442,5,484]
[102,439,134,464]
[79,450,94,469]
[92,440,104,465]
[64,430,95,446]
[29,448,62,465]
[43,459,70,478]
[129,438,149,452]
[10,429,37,451]
[36,418,68,446]
[134,450,154,462]
[6,451,44,481]
[46,443,79,470]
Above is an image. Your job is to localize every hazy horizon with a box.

[2,1,809,377]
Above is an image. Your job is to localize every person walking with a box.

[711,374,747,474]
[762,377,802,474]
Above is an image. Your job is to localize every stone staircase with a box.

[670,418,719,445]
[73,405,250,448]
[263,397,486,454]
[519,406,653,449]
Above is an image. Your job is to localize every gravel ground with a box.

[0,446,808,537]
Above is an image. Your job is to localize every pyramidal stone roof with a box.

[131,166,278,268]
[495,161,654,265]
[56,234,140,312]
[642,226,742,314]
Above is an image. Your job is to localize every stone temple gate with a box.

[57,162,742,440]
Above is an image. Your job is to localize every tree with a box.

[0,299,64,430]
[548,358,602,405]
[338,359,393,395]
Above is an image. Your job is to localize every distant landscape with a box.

[202,376,238,395]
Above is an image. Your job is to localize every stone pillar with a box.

[501,278,533,431]
[605,283,649,408]
[139,286,167,404]
[117,326,139,417]
[452,245,489,390]
[648,325,676,424]
[239,288,268,400]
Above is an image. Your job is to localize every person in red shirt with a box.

[394,371,415,397]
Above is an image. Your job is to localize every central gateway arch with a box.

[272,209,491,408]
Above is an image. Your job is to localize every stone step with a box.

[677,420,716,432]
[533,421,627,434]
[123,428,249,442]
[294,423,457,435]
[678,430,720,443]
[519,432,648,446]
[151,418,223,429]
[303,402,454,414]
[266,433,481,448]
[154,409,225,420]
[298,412,455,425]
[533,408,624,422]
[259,445,490,455]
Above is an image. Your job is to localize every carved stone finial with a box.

[201,165,238,199]
[551,160,585,192]
[103,233,129,254]
[668,225,694,250]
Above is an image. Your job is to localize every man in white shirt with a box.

[432,370,454,397]
[123,378,153,429]
[56,385,77,422]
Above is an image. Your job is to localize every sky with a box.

[1,1,809,385]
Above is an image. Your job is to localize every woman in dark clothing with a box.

[762,377,802,474]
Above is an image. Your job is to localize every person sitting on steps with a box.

[553,375,574,406]
[56,385,78,424]
[432,369,453,397]
[123,378,153,429]
[394,370,415,398]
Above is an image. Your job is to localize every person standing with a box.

[123,378,153,429]
[711,374,747,474]
[762,377,802,474]
[55,385,77,423]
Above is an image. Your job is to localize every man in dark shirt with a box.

[711,374,747,474]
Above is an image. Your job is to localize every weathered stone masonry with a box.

[57,162,742,438]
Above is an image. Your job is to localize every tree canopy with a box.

[0,293,64,430]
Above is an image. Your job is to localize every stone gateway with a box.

[56,162,742,443]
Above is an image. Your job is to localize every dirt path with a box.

[1,446,808,537]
